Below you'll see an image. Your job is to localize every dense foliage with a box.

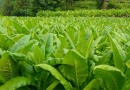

[0,17,130,90]
[0,0,130,16]
[37,9,130,17]
[1,0,94,16]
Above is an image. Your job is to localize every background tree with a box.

[2,0,13,16]
[0,0,129,16]
[11,0,32,16]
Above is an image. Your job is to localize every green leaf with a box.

[32,32,40,41]
[97,51,112,65]
[35,64,73,90]
[66,26,76,42]
[20,61,34,78]
[11,53,32,64]
[45,33,54,57]
[0,75,5,83]
[62,30,75,49]
[34,45,45,64]
[0,25,7,34]
[46,80,59,90]
[10,35,30,53]
[54,34,67,58]
[83,78,101,90]
[0,77,31,90]
[85,35,94,59]
[91,26,99,39]
[12,20,29,34]
[44,57,63,65]
[122,79,130,90]
[0,34,14,50]
[113,31,127,43]
[53,34,61,50]
[12,34,24,42]
[90,36,103,62]
[93,65,126,90]
[126,60,130,68]
[17,40,36,55]
[109,34,126,71]
[76,34,93,60]
[0,52,19,81]
[10,53,34,78]
[60,50,88,88]
[125,68,130,78]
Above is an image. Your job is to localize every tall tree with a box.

[11,0,32,16]
[2,0,13,16]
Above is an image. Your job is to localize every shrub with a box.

[37,9,130,17]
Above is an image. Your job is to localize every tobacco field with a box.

[0,17,130,90]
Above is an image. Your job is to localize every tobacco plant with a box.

[0,17,130,90]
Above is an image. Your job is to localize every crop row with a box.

[0,17,130,90]
[37,9,130,17]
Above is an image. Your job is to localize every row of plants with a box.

[37,9,130,17]
[0,17,130,90]
[108,2,130,9]
[74,0,98,10]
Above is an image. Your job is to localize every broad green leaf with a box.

[45,33,54,57]
[113,31,127,43]
[32,32,40,41]
[12,20,29,34]
[0,52,19,81]
[0,34,14,50]
[12,34,24,42]
[97,51,112,65]
[0,75,5,83]
[66,26,78,46]
[0,77,31,90]
[109,34,126,71]
[46,80,59,90]
[125,68,130,80]
[10,35,30,53]
[44,57,63,65]
[125,40,130,47]
[90,36,103,62]
[126,51,130,68]
[10,53,32,64]
[34,45,45,64]
[66,26,76,41]
[83,78,101,90]
[58,34,67,49]
[54,34,67,58]
[20,61,34,78]
[85,35,94,59]
[18,40,36,54]
[94,65,126,90]
[122,79,130,90]
[53,34,61,50]
[91,26,99,39]
[49,34,61,57]
[0,25,7,34]
[23,19,37,30]
[12,20,22,33]
[60,50,88,88]
[76,33,93,59]
[0,48,2,55]
[35,64,73,90]
[62,30,75,49]
[126,60,130,68]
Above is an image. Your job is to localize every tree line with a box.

[1,0,85,16]
[0,0,128,16]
